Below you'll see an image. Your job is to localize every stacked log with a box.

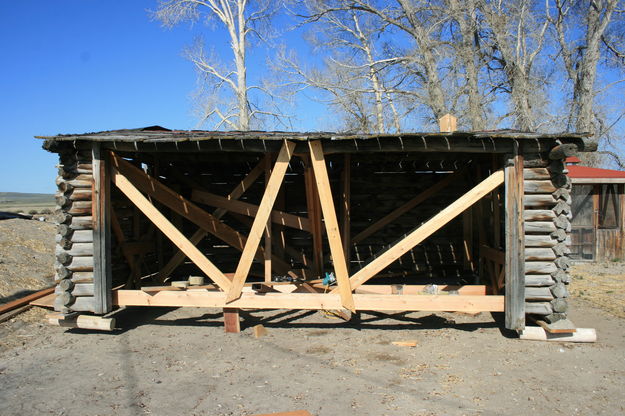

[523,155,572,322]
[54,150,95,313]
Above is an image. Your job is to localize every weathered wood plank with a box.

[525,248,557,261]
[525,261,558,274]
[524,180,557,194]
[525,274,555,286]
[92,143,112,314]
[524,210,556,221]
[525,221,557,233]
[505,153,525,330]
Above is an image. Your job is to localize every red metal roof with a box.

[568,165,625,179]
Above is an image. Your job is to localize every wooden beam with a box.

[223,308,241,333]
[264,156,272,283]
[0,287,55,315]
[505,153,525,330]
[110,209,142,288]
[111,167,232,291]
[92,143,112,314]
[227,141,296,302]
[342,169,505,291]
[304,159,323,276]
[309,141,355,312]
[191,189,311,232]
[341,154,351,269]
[115,290,504,312]
[156,155,268,282]
[109,152,291,274]
[352,168,466,244]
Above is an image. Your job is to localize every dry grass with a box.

[570,262,625,318]
[0,219,56,302]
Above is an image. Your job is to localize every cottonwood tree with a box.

[155,0,282,130]
[476,0,551,131]
[284,2,407,133]
[547,0,625,134]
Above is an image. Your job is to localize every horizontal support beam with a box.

[192,189,311,232]
[96,136,582,155]
[114,290,504,312]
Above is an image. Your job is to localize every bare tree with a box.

[289,2,408,133]
[477,0,551,131]
[446,0,489,130]
[155,0,281,130]
[548,0,621,135]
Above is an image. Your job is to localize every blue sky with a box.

[0,2,623,193]
[0,1,321,193]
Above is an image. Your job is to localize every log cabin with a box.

[38,125,595,333]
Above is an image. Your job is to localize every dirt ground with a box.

[1,219,624,416]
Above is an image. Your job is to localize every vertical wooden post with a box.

[304,159,324,276]
[504,152,525,330]
[341,154,351,272]
[92,143,112,314]
[462,209,474,272]
[264,155,272,283]
[223,308,241,333]
[309,141,355,312]
[592,184,600,260]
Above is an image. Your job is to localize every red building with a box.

[568,157,625,261]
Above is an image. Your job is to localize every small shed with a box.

[39,128,593,332]
[568,157,625,262]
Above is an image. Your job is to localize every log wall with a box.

[54,150,96,313]
[523,158,572,323]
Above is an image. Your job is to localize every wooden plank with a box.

[252,411,313,416]
[309,140,355,312]
[111,167,232,291]
[114,290,505,312]
[352,168,465,244]
[341,154,351,268]
[264,156,272,283]
[0,287,55,315]
[227,141,295,302]
[505,153,525,330]
[343,169,505,291]
[29,292,56,308]
[191,189,311,231]
[92,143,112,314]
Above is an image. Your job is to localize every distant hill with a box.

[0,192,55,213]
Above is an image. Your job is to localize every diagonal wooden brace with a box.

[111,167,232,291]
[226,140,296,303]
[338,169,505,292]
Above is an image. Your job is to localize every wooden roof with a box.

[38,126,594,154]
[37,125,590,142]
